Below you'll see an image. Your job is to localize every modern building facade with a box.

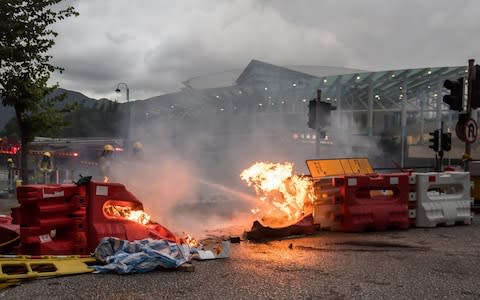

[132,59,475,180]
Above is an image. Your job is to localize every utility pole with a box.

[315,89,321,157]
[115,82,131,151]
[465,59,474,171]
[308,89,335,157]
[437,121,444,172]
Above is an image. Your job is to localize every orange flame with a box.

[184,234,201,248]
[174,231,200,247]
[104,205,151,225]
[240,162,316,227]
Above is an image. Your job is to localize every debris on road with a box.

[245,214,320,241]
[92,237,191,274]
[191,238,231,260]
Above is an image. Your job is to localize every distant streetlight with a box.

[115,82,131,149]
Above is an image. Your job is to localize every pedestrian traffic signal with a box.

[443,77,464,111]
[471,64,480,109]
[428,130,440,152]
[307,99,316,129]
[441,132,452,152]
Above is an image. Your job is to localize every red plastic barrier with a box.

[19,240,87,256]
[12,184,87,227]
[86,181,178,253]
[12,203,86,227]
[18,218,88,255]
[0,215,20,254]
[12,184,88,255]
[16,184,82,203]
[12,181,178,255]
[333,173,409,232]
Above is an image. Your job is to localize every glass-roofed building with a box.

[133,59,476,179]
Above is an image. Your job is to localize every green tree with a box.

[0,1,78,183]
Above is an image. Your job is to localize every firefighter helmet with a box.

[132,141,143,150]
[43,152,51,157]
[7,158,13,163]
[104,144,114,152]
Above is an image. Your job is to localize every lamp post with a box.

[115,82,131,150]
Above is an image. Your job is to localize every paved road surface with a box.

[1,198,479,300]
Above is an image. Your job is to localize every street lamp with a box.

[115,82,131,150]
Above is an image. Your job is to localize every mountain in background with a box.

[0,88,108,130]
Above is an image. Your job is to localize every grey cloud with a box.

[45,0,480,99]
[106,32,133,45]
[264,0,479,70]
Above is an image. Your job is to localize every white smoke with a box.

[108,90,386,238]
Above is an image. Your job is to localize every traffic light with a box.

[307,99,316,129]
[471,64,480,109]
[317,101,336,127]
[441,132,452,152]
[308,99,336,129]
[443,77,464,111]
[428,129,440,152]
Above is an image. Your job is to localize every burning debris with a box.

[240,162,317,228]
[104,205,152,225]
[190,237,230,260]
[101,207,231,261]
[245,214,319,242]
[177,232,201,248]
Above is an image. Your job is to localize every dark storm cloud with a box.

[47,0,480,100]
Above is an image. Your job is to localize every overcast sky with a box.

[49,0,480,101]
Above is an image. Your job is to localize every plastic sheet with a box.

[92,237,191,274]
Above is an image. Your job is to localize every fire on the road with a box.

[240,162,317,228]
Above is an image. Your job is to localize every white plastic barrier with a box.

[413,172,472,227]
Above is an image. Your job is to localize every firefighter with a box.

[99,144,114,182]
[132,141,143,160]
[38,152,54,184]
[7,158,16,192]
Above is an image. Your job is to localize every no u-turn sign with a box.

[464,118,478,144]
[456,117,478,143]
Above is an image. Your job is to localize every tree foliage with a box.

[0,0,78,183]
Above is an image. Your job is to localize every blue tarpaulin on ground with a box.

[92,237,191,274]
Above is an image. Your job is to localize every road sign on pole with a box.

[464,118,478,144]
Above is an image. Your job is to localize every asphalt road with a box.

[1,208,480,300]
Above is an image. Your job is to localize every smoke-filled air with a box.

[102,92,377,238]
